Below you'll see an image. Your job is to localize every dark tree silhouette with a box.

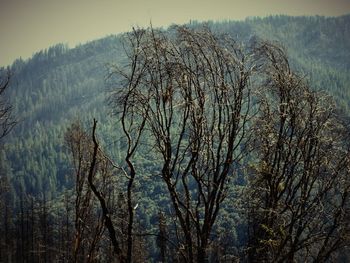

[74,26,350,263]
[0,70,16,140]
[65,122,106,262]
[110,25,254,262]
[0,69,16,262]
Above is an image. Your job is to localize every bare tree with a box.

[86,118,148,263]
[0,69,16,262]
[65,121,124,262]
[110,25,254,262]
[58,24,350,263]
[0,69,16,140]
[246,42,350,262]
[156,211,168,262]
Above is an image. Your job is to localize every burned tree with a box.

[246,42,350,262]
[110,26,254,262]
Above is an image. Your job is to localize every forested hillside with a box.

[3,15,350,199]
[1,15,350,262]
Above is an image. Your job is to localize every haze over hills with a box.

[1,14,350,261]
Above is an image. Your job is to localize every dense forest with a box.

[0,15,350,262]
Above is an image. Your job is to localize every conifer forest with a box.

[1,15,350,262]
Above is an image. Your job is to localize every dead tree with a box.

[84,117,148,263]
[0,69,16,140]
[157,211,168,262]
[246,42,350,262]
[0,69,16,262]
[66,111,147,263]
[110,26,254,262]
[65,121,121,262]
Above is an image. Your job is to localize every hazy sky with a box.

[1,0,350,67]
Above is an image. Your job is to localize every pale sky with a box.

[1,0,350,67]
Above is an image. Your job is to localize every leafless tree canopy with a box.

[65,121,128,262]
[109,25,255,262]
[70,26,350,262]
[247,41,350,262]
[0,70,16,140]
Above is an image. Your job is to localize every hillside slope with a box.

[1,14,350,200]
